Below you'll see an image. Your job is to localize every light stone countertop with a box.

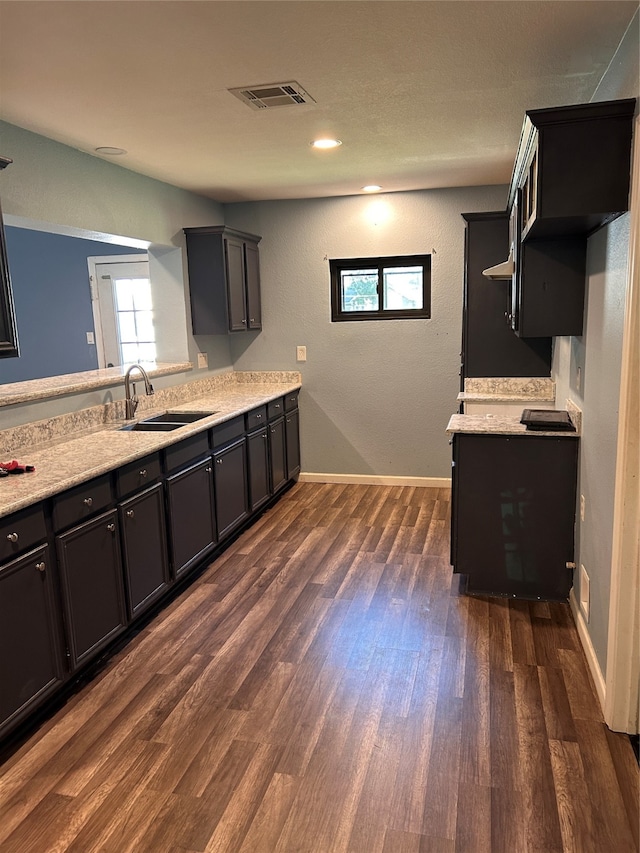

[0,379,301,519]
[458,376,555,403]
[446,412,580,438]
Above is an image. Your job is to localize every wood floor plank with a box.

[0,483,636,853]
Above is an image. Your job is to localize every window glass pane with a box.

[340,269,378,312]
[134,311,155,342]
[121,343,140,364]
[137,342,157,363]
[118,311,137,344]
[131,279,153,311]
[383,266,423,310]
[114,278,135,311]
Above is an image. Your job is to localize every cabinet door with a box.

[0,544,64,737]
[453,434,578,600]
[214,438,249,539]
[56,510,127,670]
[269,416,287,494]
[247,428,270,512]
[245,242,262,330]
[285,408,300,480]
[224,236,247,331]
[166,457,216,578]
[119,483,170,619]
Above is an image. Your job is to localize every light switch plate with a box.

[197,352,208,369]
[296,345,307,362]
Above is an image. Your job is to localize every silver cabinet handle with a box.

[256,413,262,419]
[216,458,223,465]
[205,466,212,473]
[7,532,18,543]
[83,497,93,507]
[35,561,46,572]
[126,510,135,519]
[250,318,255,323]
[274,404,281,409]
[139,469,148,478]
[107,522,116,532]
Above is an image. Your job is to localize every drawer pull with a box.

[256,413,262,419]
[106,522,116,532]
[205,466,212,474]
[216,458,223,465]
[35,561,46,572]
[126,510,135,519]
[6,532,19,543]
[83,497,93,508]
[139,469,148,478]
[274,403,281,409]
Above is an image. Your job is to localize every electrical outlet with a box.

[86,331,95,344]
[579,564,590,621]
[580,494,585,522]
[197,352,208,369]
[296,345,307,362]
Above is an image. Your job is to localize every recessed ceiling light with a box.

[95,146,127,156]
[311,138,342,149]
[362,185,382,193]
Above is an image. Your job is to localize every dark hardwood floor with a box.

[0,482,638,852]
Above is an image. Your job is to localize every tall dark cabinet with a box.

[461,211,551,385]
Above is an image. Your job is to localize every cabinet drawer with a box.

[164,432,210,474]
[211,415,244,448]
[245,406,267,432]
[0,504,48,563]
[116,452,162,499]
[284,391,299,412]
[268,397,285,420]
[52,474,113,532]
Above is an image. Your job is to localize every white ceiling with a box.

[0,1,637,203]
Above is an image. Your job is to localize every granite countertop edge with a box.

[456,391,556,403]
[0,380,301,519]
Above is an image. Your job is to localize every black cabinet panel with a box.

[269,417,287,494]
[247,428,270,513]
[56,510,127,669]
[166,457,216,578]
[214,438,249,539]
[120,483,170,618]
[0,544,63,736]
[461,212,551,381]
[452,433,578,600]
[285,409,301,480]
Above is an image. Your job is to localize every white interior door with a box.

[88,256,152,368]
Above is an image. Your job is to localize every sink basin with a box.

[119,421,184,432]
[142,411,217,424]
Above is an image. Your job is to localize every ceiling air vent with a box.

[228,82,316,110]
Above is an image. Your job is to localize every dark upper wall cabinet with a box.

[184,225,262,334]
[461,211,551,381]
[0,156,19,359]
[496,98,636,339]
[509,99,636,240]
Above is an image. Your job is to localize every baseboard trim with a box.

[570,588,607,712]
[298,472,451,488]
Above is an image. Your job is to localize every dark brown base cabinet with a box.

[451,433,579,601]
[56,510,127,670]
[119,482,170,619]
[269,416,287,494]
[166,457,217,579]
[247,427,270,513]
[0,544,64,736]
[285,408,301,479]
[213,437,249,539]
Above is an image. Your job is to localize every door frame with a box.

[605,114,640,734]
[87,254,149,368]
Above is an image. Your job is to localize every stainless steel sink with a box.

[120,421,184,432]
[142,411,217,424]
[119,410,217,431]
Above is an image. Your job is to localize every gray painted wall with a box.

[552,10,639,675]
[224,186,507,479]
